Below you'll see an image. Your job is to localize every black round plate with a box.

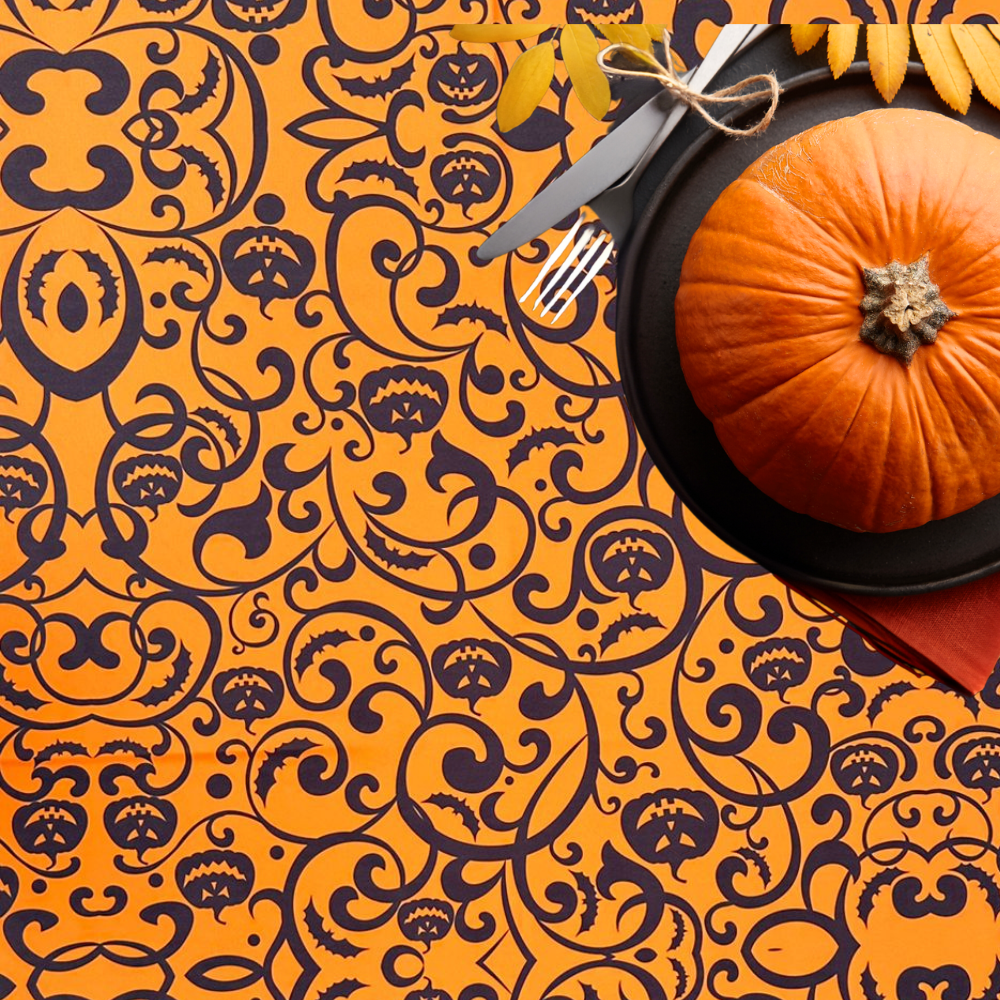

[616,29,1000,596]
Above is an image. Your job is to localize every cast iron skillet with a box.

[616,28,1000,595]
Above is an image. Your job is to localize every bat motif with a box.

[734,846,771,887]
[669,957,689,998]
[581,984,602,1000]
[338,58,414,98]
[78,250,119,323]
[317,980,365,1000]
[0,661,45,710]
[861,966,884,1000]
[176,145,225,207]
[145,245,208,278]
[193,406,241,452]
[137,0,192,11]
[174,53,221,115]
[294,629,353,679]
[867,681,916,723]
[598,612,662,653]
[956,863,1000,916]
[254,736,319,803]
[97,739,152,760]
[304,899,365,958]
[930,680,980,718]
[425,791,479,838]
[136,645,192,707]
[847,0,880,20]
[980,960,1000,1000]
[507,426,578,473]
[364,526,433,571]
[340,160,418,200]
[35,741,88,763]
[28,0,95,9]
[24,250,63,322]
[928,0,956,17]
[434,303,507,337]
[857,867,903,922]
[572,870,598,933]
[666,906,686,951]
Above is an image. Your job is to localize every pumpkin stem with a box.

[859,254,955,364]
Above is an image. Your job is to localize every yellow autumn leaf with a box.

[867,23,910,102]
[496,40,555,131]
[645,23,667,41]
[451,23,551,43]
[912,24,971,113]
[597,25,650,51]
[952,24,1000,110]
[827,23,860,79]
[991,24,1000,44]
[791,24,826,55]
[561,25,612,121]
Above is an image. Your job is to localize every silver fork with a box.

[521,25,771,324]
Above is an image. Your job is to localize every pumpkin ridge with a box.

[703,339,858,423]
[918,350,969,518]
[688,222,855,288]
[928,341,1000,478]
[746,174,843,245]
[865,368,905,529]
[859,116,894,246]
[798,359,879,518]
[679,277,847,305]
[722,349,865,475]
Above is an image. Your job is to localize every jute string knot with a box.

[596,29,781,137]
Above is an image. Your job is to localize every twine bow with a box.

[596,29,781,138]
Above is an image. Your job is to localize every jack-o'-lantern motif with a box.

[953,737,1000,796]
[360,365,448,449]
[175,849,255,918]
[432,638,511,711]
[622,787,718,875]
[429,49,498,107]
[213,666,284,731]
[406,988,453,1000]
[743,637,811,699]
[831,742,899,805]
[104,796,178,860]
[113,454,183,514]
[221,225,315,315]
[566,0,642,24]
[0,456,47,517]
[398,898,454,946]
[590,527,673,601]
[430,150,501,217]
[13,799,88,865]
[212,0,305,31]
[0,864,18,918]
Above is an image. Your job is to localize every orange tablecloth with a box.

[0,3,998,998]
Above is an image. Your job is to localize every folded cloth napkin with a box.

[776,573,1000,694]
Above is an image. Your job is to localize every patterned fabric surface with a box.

[3,1,1000,999]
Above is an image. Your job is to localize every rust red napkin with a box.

[777,573,1000,694]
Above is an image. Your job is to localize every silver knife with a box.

[477,23,763,262]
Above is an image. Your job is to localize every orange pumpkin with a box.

[675,108,1000,533]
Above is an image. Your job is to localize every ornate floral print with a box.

[0,1,998,999]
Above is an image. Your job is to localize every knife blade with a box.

[476,23,760,262]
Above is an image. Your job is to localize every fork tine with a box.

[550,235,615,324]
[535,224,596,311]
[540,230,608,319]
[519,217,584,305]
